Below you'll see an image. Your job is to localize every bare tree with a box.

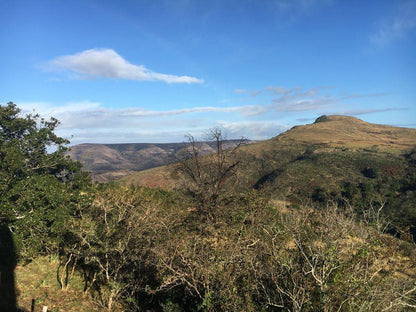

[173,128,246,216]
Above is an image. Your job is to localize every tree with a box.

[0,102,90,259]
[173,128,245,216]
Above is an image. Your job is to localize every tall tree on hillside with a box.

[0,102,90,259]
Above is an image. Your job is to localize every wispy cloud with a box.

[370,0,416,46]
[265,86,302,95]
[43,48,204,84]
[250,90,262,97]
[263,86,334,112]
[273,97,334,112]
[261,86,391,113]
[324,107,408,116]
[124,105,263,117]
[218,120,289,140]
[19,101,270,143]
[234,89,262,97]
[19,86,401,144]
[339,93,390,100]
[228,85,397,118]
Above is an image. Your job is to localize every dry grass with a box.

[119,164,176,189]
[276,115,416,150]
[15,256,98,312]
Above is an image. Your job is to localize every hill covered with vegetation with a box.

[1,103,416,311]
[122,116,416,238]
[276,114,416,149]
[68,140,252,182]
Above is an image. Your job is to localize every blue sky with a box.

[1,0,415,144]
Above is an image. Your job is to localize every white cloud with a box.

[370,1,416,46]
[18,101,270,144]
[18,86,398,144]
[44,48,204,84]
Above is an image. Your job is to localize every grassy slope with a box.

[276,115,416,150]
[120,115,416,189]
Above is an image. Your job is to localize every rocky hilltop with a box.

[276,115,416,149]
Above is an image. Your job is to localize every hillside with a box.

[122,115,416,187]
[67,143,183,182]
[120,116,416,236]
[69,116,416,183]
[68,140,251,182]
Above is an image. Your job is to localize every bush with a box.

[64,185,416,311]
[0,102,90,260]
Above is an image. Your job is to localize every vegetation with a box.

[0,102,91,259]
[48,185,416,311]
[173,128,246,218]
[245,144,416,239]
[1,104,416,311]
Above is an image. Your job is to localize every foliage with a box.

[249,144,416,239]
[0,102,90,260]
[60,185,183,310]
[59,184,416,311]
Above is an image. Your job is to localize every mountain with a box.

[68,140,251,182]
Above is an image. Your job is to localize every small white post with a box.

[42,306,48,312]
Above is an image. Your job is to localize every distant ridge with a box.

[68,140,250,182]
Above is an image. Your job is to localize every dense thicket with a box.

[58,185,416,311]
[241,144,416,240]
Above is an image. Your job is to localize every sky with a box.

[1,0,415,144]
